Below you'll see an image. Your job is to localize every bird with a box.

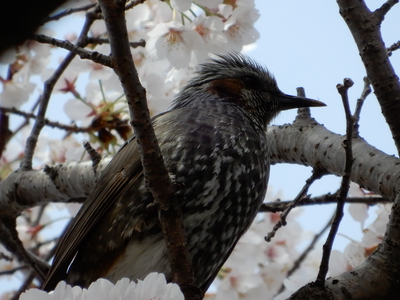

[42,52,325,293]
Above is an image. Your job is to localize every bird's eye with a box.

[241,75,260,90]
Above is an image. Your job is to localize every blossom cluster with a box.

[20,273,183,300]
[206,198,391,300]
[0,0,260,169]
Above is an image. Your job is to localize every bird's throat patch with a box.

[208,78,244,99]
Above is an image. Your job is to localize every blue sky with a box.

[251,0,400,249]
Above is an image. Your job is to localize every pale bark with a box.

[1,114,397,220]
[268,114,400,200]
[0,158,110,218]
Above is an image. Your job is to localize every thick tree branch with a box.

[336,0,400,155]
[268,119,400,201]
[2,119,399,218]
[287,1,400,298]
[97,0,200,298]
[0,158,110,218]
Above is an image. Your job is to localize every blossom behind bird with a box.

[42,53,325,294]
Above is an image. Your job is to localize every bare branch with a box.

[259,195,389,213]
[316,78,354,284]
[265,169,326,242]
[20,9,98,171]
[0,265,27,276]
[353,76,371,128]
[97,0,201,298]
[0,112,11,157]
[0,106,96,133]
[9,270,36,300]
[44,3,98,22]
[83,141,102,169]
[387,40,400,56]
[337,0,400,155]
[374,0,399,23]
[31,34,112,67]
[125,0,147,10]
[277,212,334,295]
[85,37,146,49]
[0,219,48,281]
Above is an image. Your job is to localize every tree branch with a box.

[2,119,399,218]
[97,0,201,298]
[316,78,354,284]
[0,106,103,134]
[268,119,400,201]
[374,0,399,23]
[31,34,113,67]
[387,40,400,56]
[276,211,334,295]
[20,8,98,170]
[259,195,389,213]
[337,0,400,155]
[265,170,325,242]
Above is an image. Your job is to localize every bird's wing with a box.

[42,136,144,291]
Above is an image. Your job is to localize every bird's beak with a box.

[277,93,326,111]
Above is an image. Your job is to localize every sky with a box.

[249,0,400,248]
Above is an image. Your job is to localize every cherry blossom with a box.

[19,273,183,300]
[170,0,193,13]
[146,21,204,69]
[219,3,260,51]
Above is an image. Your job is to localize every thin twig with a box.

[265,169,326,242]
[9,270,36,300]
[296,87,312,118]
[316,78,354,284]
[387,40,400,56]
[44,3,98,22]
[374,0,399,23]
[10,97,43,140]
[31,34,112,67]
[83,141,102,169]
[0,219,47,281]
[0,265,27,276]
[20,9,97,171]
[0,112,10,157]
[259,195,388,213]
[353,76,371,130]
[276,211,335,295]
[9,240,57,300]
[86,37,146,49]
[125,0,147,10]
[31,204,46,228]
[0,106,97,133]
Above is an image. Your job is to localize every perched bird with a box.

[42,53,325,293]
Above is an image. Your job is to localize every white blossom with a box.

[170,0,194,12]
[20,273,183,300]
[146,21,204,69]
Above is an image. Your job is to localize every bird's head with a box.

[172,53,325,129]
